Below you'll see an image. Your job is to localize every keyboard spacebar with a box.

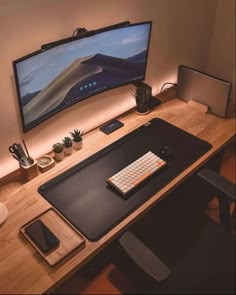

[133,171,153,186]
[133,162,166,186]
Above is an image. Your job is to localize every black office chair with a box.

[116,168,235,294]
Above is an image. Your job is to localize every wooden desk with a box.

[0,98,235,294]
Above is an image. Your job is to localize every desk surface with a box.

[0,97,235,294]
[39,118,212,241]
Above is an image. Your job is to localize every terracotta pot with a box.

[64,146,73,156]
[135,107,150,115]
[136,103,150,114]
[74,140,83,150]
[54,151,64,161]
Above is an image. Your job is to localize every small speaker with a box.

[177,65,232,117]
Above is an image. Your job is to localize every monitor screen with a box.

[13,21,152,132]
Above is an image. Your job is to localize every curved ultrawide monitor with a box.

[13,21,152,132]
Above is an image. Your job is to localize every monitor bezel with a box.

[13,21,152,132]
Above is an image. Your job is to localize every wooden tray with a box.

[20,207,86,266]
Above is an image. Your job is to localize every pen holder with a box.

[20,159,39,181]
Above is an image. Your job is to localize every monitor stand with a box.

[0,203,8,225]
[149,96,161,109]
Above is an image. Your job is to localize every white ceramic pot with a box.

[74,140,83,150]
[64,146,73,156]
[54,151,64,161]
[135,107,150,115]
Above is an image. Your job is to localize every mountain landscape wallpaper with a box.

[15,23,151,128]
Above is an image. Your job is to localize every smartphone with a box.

[25,219,60,254]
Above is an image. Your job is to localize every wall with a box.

[0,0,218,178]
[206,0,235,118]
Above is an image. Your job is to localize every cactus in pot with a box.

[70,129,84,150]
[52,142,64,161]
[62,136,73,156]
[132,82,151,114]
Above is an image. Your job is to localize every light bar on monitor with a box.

[41,21,131,50]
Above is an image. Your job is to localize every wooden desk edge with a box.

[0,98,235,294]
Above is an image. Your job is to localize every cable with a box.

[72,27,88,37]
[160,82,177,92]
[72,21,130,38]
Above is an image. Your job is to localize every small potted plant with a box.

[70,129,84,150]
[132,82,152,115]
[62,136,73,156]
[52,142,64,161]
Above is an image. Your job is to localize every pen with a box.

[22,139,33,165]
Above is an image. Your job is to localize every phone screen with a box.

[25,220,60,254]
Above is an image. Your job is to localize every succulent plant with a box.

[131,82,151,113]
[62,136,73,148]
[52,142,64,153]
[70,129,84,142]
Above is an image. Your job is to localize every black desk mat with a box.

[39,118,212,241]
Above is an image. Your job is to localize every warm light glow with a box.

[0,85,134,179]
[152,72,177,96]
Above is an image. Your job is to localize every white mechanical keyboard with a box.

[107,151,167,196]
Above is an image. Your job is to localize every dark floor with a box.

[53,143,235,294]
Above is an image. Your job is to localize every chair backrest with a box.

[117,168,236,294]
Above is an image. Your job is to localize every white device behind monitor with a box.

[177,65,232,117]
